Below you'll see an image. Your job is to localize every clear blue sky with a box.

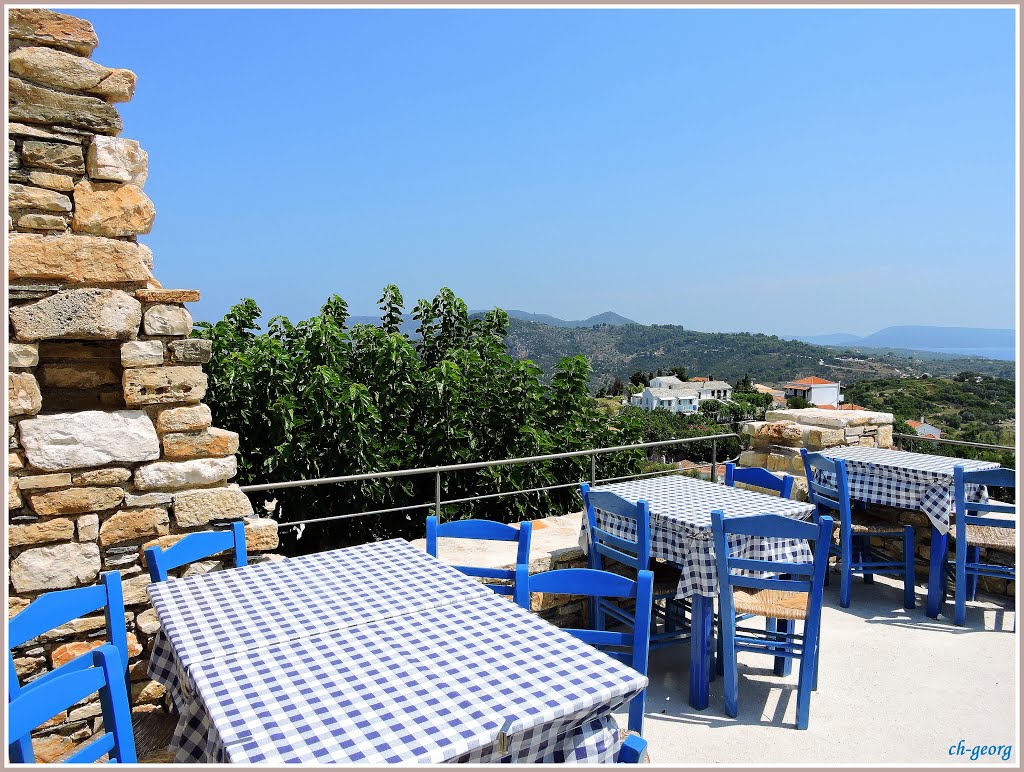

[63,7,1016,336]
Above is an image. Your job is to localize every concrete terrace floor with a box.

[615,575,1017,765]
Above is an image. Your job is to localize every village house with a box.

[906,417,942,439]
[783,376,844,408]
[631,376,733,413]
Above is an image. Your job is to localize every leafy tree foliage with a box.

[194,287,644,554]
[786,396,813,409]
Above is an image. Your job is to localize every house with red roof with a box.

[906,418,942,439]
[783,376,844,408]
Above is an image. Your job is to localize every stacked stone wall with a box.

[6,9,277,761]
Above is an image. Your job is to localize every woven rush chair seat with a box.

[133,710,178,763]
[849,518,907,535]
[952,523,1017,551]
[732,588,809,621]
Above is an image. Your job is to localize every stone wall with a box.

[7,9,277,761]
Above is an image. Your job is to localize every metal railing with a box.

[892,433,1015,453]
[239,433,741,531]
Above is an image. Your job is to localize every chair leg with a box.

[840,537,853,608]
[967,547,981,601]
[795,635,816,730]
[954,535,968,627]
[859,537,874,585]
[769,619,792,677]
[664,599,676,634]
[715,621,725,677]
[627,687,646,734]
[811,624,821,691]
[903,526,916,609]
[722,607,739,719]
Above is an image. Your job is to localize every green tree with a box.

[786,396,812,409]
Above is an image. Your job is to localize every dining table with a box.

[147,538,647,763]
[584,474,817,710]
[815,445,1002,619]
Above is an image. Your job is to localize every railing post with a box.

[710,440,718,483]
[435,472,441,521]
[590,454,597,486]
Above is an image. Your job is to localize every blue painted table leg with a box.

[926,525,948,619]
[688,593,713,710]
[772,618,792,676]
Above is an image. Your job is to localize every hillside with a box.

[505,320,1016,387]
[502,310,636,328]
[843,375,1016,447]
[791,325,1015,361]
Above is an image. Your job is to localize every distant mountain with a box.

[507,320,1015,386]
[502,310,636,328]
[789,326,1016,361]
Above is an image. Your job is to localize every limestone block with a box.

[9,481,22,510]
[9,451,25,472]
[20,411,159,471]
[9,183,72,212]
[10,542,101,592]
[737,450,769,468]
[123,366,207,406]
[120,572,154,606]
[20,140,85,174]
[120,340,164,367]
[131,679,166,704]
[9,138,18,169]
[877,425,894,449]
[27,170,74,191]
[8,343,39,368]
[173,485,253,527]
[40,363,120,389]
[245,518,280,552]
[123,491,172,507]
[77,513,99,541]
[133,456,237,491]
[162,428,239,460]
[8,9,98,55]
[8,122,84,143]
[71,180,155,237]
[28,486,125,516]
[764,407,894,429]
[803,426,845,449]
[9,372,42,416]
[135,289,200,303]
[142,305,192,336]
[9,518,75,547]
[51,639,103,669]
[135,608,160,635]
[9,77,122,135]
[99,507,169,546]
[754,421,804,447]
[9,288,143,341]
[168,338,212,364]
[17,213,67,231]
[9,46,135,102]
[155,404,212,433]
[86,136,147,186]
[16,473,72,491]
[72,468,131,486]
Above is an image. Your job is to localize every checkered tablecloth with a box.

[148,539,492,711]
[171,593,644,763]
[583,475,817,598]
[818,446,999,535]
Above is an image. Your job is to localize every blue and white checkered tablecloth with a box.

[584,475,817,598]
[172,592,645,763]
[817,446,998,535]
[148,539,492,711]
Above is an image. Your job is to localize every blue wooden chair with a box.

[521,567,653,734]
[801,450,915,609]
[425,516,532,607]
[725,463,795,500]
[717,465,795,676]
[145,521,248,582]
[947,465,1016,626]
[711,511,833,730]
[582,484,688,646]
[8,645,137,763]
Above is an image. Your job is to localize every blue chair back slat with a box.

[8,645,137,764]
[727,557,816,577]
[582,483,651,572]
[725,464,795,499]
[8,572,129,695]
[801,450,853,526]
[523,567,653,733]
[146,521,248,582]
[425,516,532,604]
[958,466,1016,489]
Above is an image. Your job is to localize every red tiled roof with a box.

[923,433,939,439]
[840,404,865,410]
[689,377,710,382]
[791,377,835,385]
[815,404,837,410]
[906,420,924,429]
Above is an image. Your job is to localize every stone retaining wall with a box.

[6,10,278,761]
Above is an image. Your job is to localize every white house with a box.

[783,377,844,409]
[906,418,942,439]
[650,375,687,390]
[697,380,733,402]
[638,387,700,414]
